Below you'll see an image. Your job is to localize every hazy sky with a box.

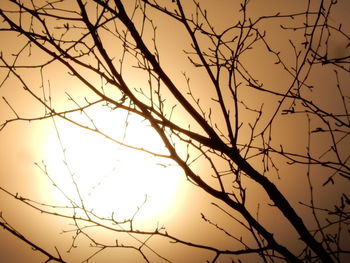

[0,0,349,262]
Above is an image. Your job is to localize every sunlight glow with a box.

[41,105,183,224]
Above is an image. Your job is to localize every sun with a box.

[40,105,183,224]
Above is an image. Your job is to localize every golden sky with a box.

[0,0,349,262]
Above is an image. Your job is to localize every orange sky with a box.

[1,0,349,262]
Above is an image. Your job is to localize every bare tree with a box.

[0,0,349,262]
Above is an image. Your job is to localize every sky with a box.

[0,0,349,262]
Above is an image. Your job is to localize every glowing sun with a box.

[41,106,182,223]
